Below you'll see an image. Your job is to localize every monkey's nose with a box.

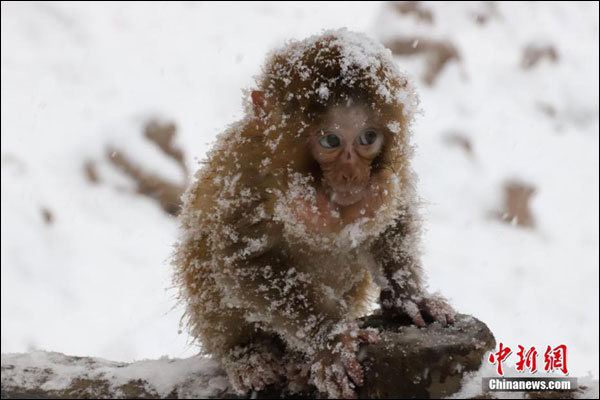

[339,149,360,184]
[341,171,360,184]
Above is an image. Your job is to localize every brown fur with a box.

[173,29,454,398]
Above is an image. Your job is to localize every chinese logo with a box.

[488,343,568,376]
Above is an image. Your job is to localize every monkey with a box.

[173,29,455,398]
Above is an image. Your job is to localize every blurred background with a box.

[1,1,598,379]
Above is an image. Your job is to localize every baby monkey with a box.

[174,29,455,398]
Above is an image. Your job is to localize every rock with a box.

[357,313,495,399]
[0,314,496,399]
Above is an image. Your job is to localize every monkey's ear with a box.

[251,90,270,116]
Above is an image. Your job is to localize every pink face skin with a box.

[309,105,385,206]
[292,105,392,233]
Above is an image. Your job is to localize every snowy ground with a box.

[1,0,598,386]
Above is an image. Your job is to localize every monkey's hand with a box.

[224,342,286,395]
[310,326,379,399]
[381,290,456,328]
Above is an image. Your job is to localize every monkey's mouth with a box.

[329,186,367,206]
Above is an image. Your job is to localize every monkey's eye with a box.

[319,133,341,148]
[358,130,378,145]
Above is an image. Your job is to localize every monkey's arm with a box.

[371,210,455,326]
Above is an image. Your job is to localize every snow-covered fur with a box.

[173,29,435,397]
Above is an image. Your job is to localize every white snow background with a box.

[1,0,598,384]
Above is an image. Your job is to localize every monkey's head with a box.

[249,29,417,208]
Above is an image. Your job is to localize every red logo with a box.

[516,345,538,373]
[488,343,568,376]
[544,345,568,374]
[488,342,512,376]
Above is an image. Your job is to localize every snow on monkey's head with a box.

[249,29,418,207]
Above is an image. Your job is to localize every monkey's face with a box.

[309,106,384,206]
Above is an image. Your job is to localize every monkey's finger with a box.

[401,300,427,327]
[409,310,426,327]
[426,298,457,326]
[424,304,448,326]
[446,310,456,324]
[230,374,245,394]
[337,369,358,399]
[332,378,346,399]
[253,375,266,390]
[236,370,253,394]
[341,382,358,399]
[433,309,448,326]
[327,362,355,399]
[329,364,348,398]
[257,366,279,387]
[441,302,457,325]
[340,337,366,386]
[438,313,449,326]
[341,334,359,357]
[342,354,364,386]
[357,329,380,344]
